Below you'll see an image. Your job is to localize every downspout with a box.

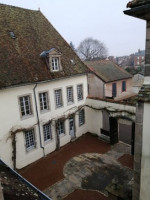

[33,84,45,156]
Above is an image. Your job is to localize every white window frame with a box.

[67,86,74,104]
[52,57,59,71]
[77,84,83,101]
[57,120,65,135]
[24,129,35,151]
[43,123,52,142]
[39,92,49,112]
[55,89,63,108]
[19,95,32,118]
[79,109,85,126]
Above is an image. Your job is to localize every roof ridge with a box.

[0,3,38,12]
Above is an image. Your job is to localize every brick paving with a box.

[20,133,133,200]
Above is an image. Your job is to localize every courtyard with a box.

[20,133,133,200]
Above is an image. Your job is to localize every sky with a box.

[0,0,146,57]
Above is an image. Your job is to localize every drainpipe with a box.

[33,84,45,156]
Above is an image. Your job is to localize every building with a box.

[125,0,150,200]
[0,4,88,169]
[134,49,145,67]
[85,60,132,99]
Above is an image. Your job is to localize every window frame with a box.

[39,91,49,113]
[54,88,63,108]
[57,120,65,136]
[43,123,52,142]
[51,57,60,71]
[122,81,126,92]
[79,109,85,126]
[77,84,83,101]
[19,94,33,119]
[67,86,74,105]
[24,129,36,151]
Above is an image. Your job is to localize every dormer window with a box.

[52,57,59,71]
[40,48,62,72]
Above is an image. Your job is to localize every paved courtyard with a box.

[20,133,133,200]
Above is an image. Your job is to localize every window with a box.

[39,92,49,111]
[43,123,52,142]
[112,83,117,97]
[122,81,126,92]
[67,87,74,104]
[19,95,32,117]
[79,109,85,126]
[52,57,59,71]
[24,129,35,151]
[77,84,83,101]
[55,89,63,108]
[57,120,65,135]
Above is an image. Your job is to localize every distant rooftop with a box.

[0,160,51,200]
[135,50,145,56]
[85,60,132,83]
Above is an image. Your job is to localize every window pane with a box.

[77,85,83,101]
[39,92,48,111]
[25,129,35,150]
[79,109,85,126]
[67,87,73,103]
[43,123,51,141]
[55,89,62,108]
[20,95,32,117]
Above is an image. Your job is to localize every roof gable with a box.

[85,60,132,83]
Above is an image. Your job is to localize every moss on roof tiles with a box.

[85,60,132,83]
[0,4,88,88]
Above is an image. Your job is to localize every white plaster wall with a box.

[140,102,150,200]
[85,98,136,136]
[0,75,88,169]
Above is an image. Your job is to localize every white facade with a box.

[0,75,88,169]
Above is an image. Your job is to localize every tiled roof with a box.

[127,0,150,8]
[85,60,132,83]
[0,159,51,200]
[0,4,88,89]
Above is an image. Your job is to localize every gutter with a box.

[33,84,45,156]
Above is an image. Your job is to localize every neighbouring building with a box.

[0,4,88,169]
[125,0,150,200]
[85,60,132,99]
[134,49,145,68]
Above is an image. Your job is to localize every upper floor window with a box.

[39,92,49,111]
[77,84,83,101]
[67,86,74,104]
[112,82,117,97]
[57,120,65,135]
[122,81,126,92]
[40,48,62,72]
[24,129,35,151]
[52,57,59,71]
[79,109,85,126]
[55,89,63,108]
[19,95,32,117]
[43,123,52,142]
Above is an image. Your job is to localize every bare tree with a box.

[77,37,108,61]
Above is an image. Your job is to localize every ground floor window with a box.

[43,123,52,142]
[24,129,35,151]
[57,120,65,135]
[79,109,85,126]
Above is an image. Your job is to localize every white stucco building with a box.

[0,4,88,169]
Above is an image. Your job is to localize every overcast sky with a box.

[0,0,146,57]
